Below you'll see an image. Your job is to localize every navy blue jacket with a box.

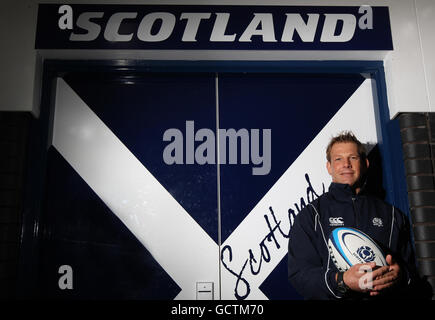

[288,182,418,300]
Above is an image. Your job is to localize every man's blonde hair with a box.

[326,131,367,162]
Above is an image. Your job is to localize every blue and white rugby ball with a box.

[328,227,387,272]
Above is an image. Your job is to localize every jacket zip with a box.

[352,196,359,229]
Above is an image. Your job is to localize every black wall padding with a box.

[398,112,435,299]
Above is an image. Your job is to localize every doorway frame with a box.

[17,59,409,298]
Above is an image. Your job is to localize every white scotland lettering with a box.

[104,12,138,42]
[281,13,319,42]
[210,13,236,42]
[137,12,176,42]
[320,14,356,43]
[69,12,104,41]
[180,12,212,42]
[59,6,374,44]
[238,13,277,42]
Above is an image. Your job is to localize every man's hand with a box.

[369,254,402,296]
[341,262,390,293]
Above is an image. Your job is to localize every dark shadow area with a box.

[363,144,433,299]
[363,144,386,200]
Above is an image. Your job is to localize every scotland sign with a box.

[35,4,393,50]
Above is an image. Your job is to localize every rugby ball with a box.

[328,227,387,272]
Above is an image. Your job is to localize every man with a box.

[287,131,420,299]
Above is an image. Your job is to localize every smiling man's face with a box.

[326,142,369,190]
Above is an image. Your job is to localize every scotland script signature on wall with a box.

[221,174,325,299]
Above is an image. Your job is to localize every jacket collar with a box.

[328,182,362,202]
